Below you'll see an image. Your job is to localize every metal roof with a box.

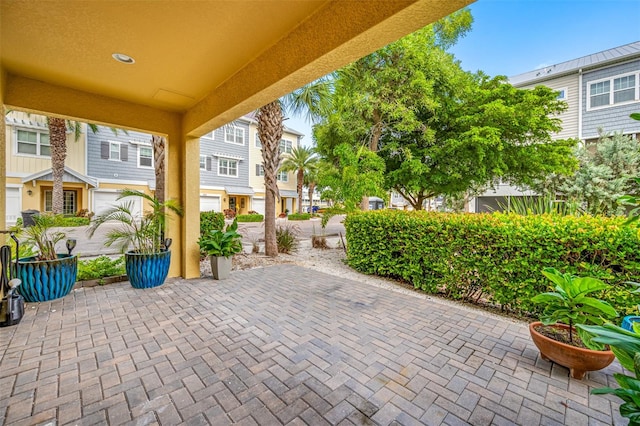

[510,41,640,86]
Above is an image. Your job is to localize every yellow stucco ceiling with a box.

[1,0,474,135]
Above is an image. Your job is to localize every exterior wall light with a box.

[112,53,135,64]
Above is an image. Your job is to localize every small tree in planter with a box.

[198,219,243,280]
[17,214,78,302]
[530,267,619,379]
[88,189,183,289]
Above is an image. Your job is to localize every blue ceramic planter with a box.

[16,254,78,302]
[125,250,171,289]
[622,315,640,332]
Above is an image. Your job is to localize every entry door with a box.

[229,196,237,211]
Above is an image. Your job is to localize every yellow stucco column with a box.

[166,130,200,279]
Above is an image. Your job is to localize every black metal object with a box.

[20,210,39,227]
[0,230,24,327]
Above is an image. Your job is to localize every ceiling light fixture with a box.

[112,53,135,64]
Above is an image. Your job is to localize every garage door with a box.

[252,198,265,215]
[6,187,20,224]
[200,196,221,212]
[93,191,142,218]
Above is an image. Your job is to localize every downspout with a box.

[578,68,583,143]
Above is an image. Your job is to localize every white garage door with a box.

[252,198,265,215]
[200,196,221,212]
[6,187,21,224]
[93,191,143,218]
[286,198,293,213]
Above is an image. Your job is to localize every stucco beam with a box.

[184,0,473,137]
[4,74,182,137]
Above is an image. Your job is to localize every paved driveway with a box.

[0,265,624,425]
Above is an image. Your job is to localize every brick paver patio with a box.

[0,265,626,425]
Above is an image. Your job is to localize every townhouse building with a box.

[4,112,304,223]
[472,41,640,212]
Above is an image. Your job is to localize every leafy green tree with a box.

[317,144,385,211]
[279,146,318,214]
[315,9,473,210]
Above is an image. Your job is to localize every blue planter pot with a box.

[16,254,78,302]
[125,250,171,289]
[622,315,640,332]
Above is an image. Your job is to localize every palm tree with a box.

[280,146,318,214]
[256,79,330,256]
[48,119,99,214]
[304,167,319,213]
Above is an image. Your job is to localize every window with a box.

[110,142,121,160]
[279,139,292,154]
[202,130,215,139]
[277,170,288,182]
[138,146,153,168]
[218,158,238,177]
[589,73,639,109]
[200,155,207,170]
[614,75,636,104]
[255,134,262,148]
[556,88,567,101]
[44,190,76,215]
[256,164,265,176]
[16,129,50,157]
[225,126,244,145]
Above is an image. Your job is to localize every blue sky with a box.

[291,0,640,146]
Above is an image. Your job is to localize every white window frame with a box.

[556,87,568,101]
[109,141,121,161]
[15,128,50,158]
[200,155,207,170]
[44,190,77,215]
[218,158,239,177]
[587,71,639,111]
[137,145,154,169]
[257,164,265,176]
[202,130,215,140]
[277,170,288,182]
[255,133,262,148]
[279,139,293,154]
[224,126,244,145]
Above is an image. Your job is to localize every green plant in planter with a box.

[88,189,183,254]
[532,267,618,347]
[198,219,243,257]
[21,214,66,260]
[580,323,640,424]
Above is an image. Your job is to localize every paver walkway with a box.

[0,265,626,425]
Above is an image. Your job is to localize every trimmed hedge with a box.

[345,210,640,315]
[237,214,264,222]
[200,211,225,235]
[288,213,311,221]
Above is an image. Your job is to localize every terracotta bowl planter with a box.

[529,321,615,379]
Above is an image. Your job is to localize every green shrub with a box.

[200,211,225,235]
[344,210,640,315]
[15,215,89,227]
[77,255,125,281]
[276,224,300,254]
[288,213,311,221]
[236,214,264,222]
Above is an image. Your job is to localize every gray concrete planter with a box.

[210,255,232,280]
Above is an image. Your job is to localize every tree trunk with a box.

[297,169,304,214]
[361,110,383,211]
[152,135,166,206]
[257,101,283,257]
[308,182,316,213]
[48,117,67,214]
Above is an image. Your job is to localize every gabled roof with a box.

[510,41,640,86]
[22,166,98,188]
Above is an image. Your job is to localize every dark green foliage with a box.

[276,224,299,254]
[77,256,125,281]
[236,214,264,222]
[200,211,225,235]
[198,219,243,257]
[344,210,640,315]
[287,213,311,221]
[16,216,89,227]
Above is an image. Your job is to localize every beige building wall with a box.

[518,73,580,140]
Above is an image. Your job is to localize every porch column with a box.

[166,130,200,279]
[0,70,6,232]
